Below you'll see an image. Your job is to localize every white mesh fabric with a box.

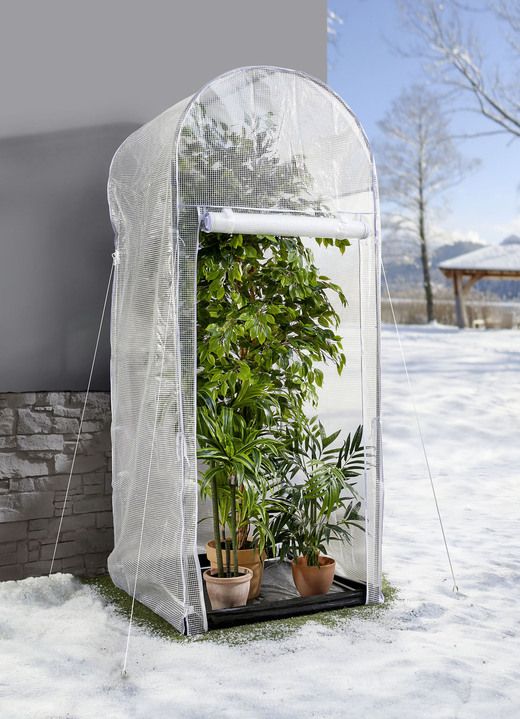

[108,66,383,635]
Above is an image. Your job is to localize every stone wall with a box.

[0,392,113,581]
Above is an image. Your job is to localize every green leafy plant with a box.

[188,108,356,587]
[271,416,366,568]
[196,385,282,577]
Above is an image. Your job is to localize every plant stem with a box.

[210,474,224,577]
[229,475,239,577]
[225,538,231,579]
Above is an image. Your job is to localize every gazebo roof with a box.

[438,240,520,328]
[438,243,520,275]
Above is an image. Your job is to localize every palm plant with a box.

[196,383,282,578]
[272,416,366,568]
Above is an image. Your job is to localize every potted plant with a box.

[196,384,282,608]
[187,108,355,604]
[271,415,366,597]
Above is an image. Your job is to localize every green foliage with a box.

[197,230,347,413]
[271,417,366,567]
[197,385,283,576]
[189,104,356,582]
[179,107,314,210]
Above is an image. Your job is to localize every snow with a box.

[438,242,520,272]
[1,324,519,718]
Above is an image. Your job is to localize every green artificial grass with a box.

[82,573,398,645]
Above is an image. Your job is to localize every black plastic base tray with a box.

[200,555,366,631]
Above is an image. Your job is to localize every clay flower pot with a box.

[203,566,253,610]
[291,555,336,597]
[206,539,266,599]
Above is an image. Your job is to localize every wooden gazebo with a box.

[438,242,520,328]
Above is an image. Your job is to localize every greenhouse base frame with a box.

[198,554,366,632]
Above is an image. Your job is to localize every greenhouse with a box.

[107,65,383,635]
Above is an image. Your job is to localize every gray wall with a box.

[1,0,326,391]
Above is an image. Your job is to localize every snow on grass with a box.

[0,324,519,718]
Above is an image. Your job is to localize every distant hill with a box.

[383,236,520,299]
[502,234,520,245]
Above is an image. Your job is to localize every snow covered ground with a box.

[1,324,518,718]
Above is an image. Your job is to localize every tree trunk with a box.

[418,170,434,323]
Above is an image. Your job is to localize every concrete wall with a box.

[0,0,326,582]
[1,0,326,391]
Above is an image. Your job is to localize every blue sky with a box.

[327,0,520,246]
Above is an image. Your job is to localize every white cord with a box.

[381,261,459,594]
[122,277,175,675]
[49,259,115,577]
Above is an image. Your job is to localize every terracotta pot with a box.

[291,555,336,597]
[203,566,253,610]
[206,539,266,599]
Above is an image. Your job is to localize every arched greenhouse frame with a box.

[107,66,383,635]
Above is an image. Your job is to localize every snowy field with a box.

[1,324,519,718]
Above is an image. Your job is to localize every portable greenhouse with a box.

[107,66,383,635]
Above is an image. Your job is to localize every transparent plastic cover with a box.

[107,66,382,635]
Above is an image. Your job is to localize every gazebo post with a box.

[453,271,467,328]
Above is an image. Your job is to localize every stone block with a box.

[40,540,78,561]
[81,395,111,421]
[1,393,36,409]
[34,474,81,493]
[29,522,59,542]
[9,478,36,492]
[82,420,106,433]
[0,454,48,480]
[0,542,17,555]
[0,564,24,581]
[60,556,85,573]
[0,437,16,449]
[53,406,81,419]
[17,542,28,564]
[54,453,107,475]
[17,409,53,434]
[84,484,104,495]
[60,513,96,533]
[84,529,114,553]
[0,521,28,542]
[0,409,16,435]
[24,452,56,461]
[17,434,64,451]
[64,433,111,455]
[28,518,50,531]
[0,550,17,566]
[96,512,114,529]
[52,416,80,434]
[63,436,93,454]
[43,392,67,407]
[83,472,105,487]
[0,491,55,522]
[73,494,112,514]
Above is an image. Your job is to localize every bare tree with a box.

[398,0,520,139]
[377,85,478,322]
